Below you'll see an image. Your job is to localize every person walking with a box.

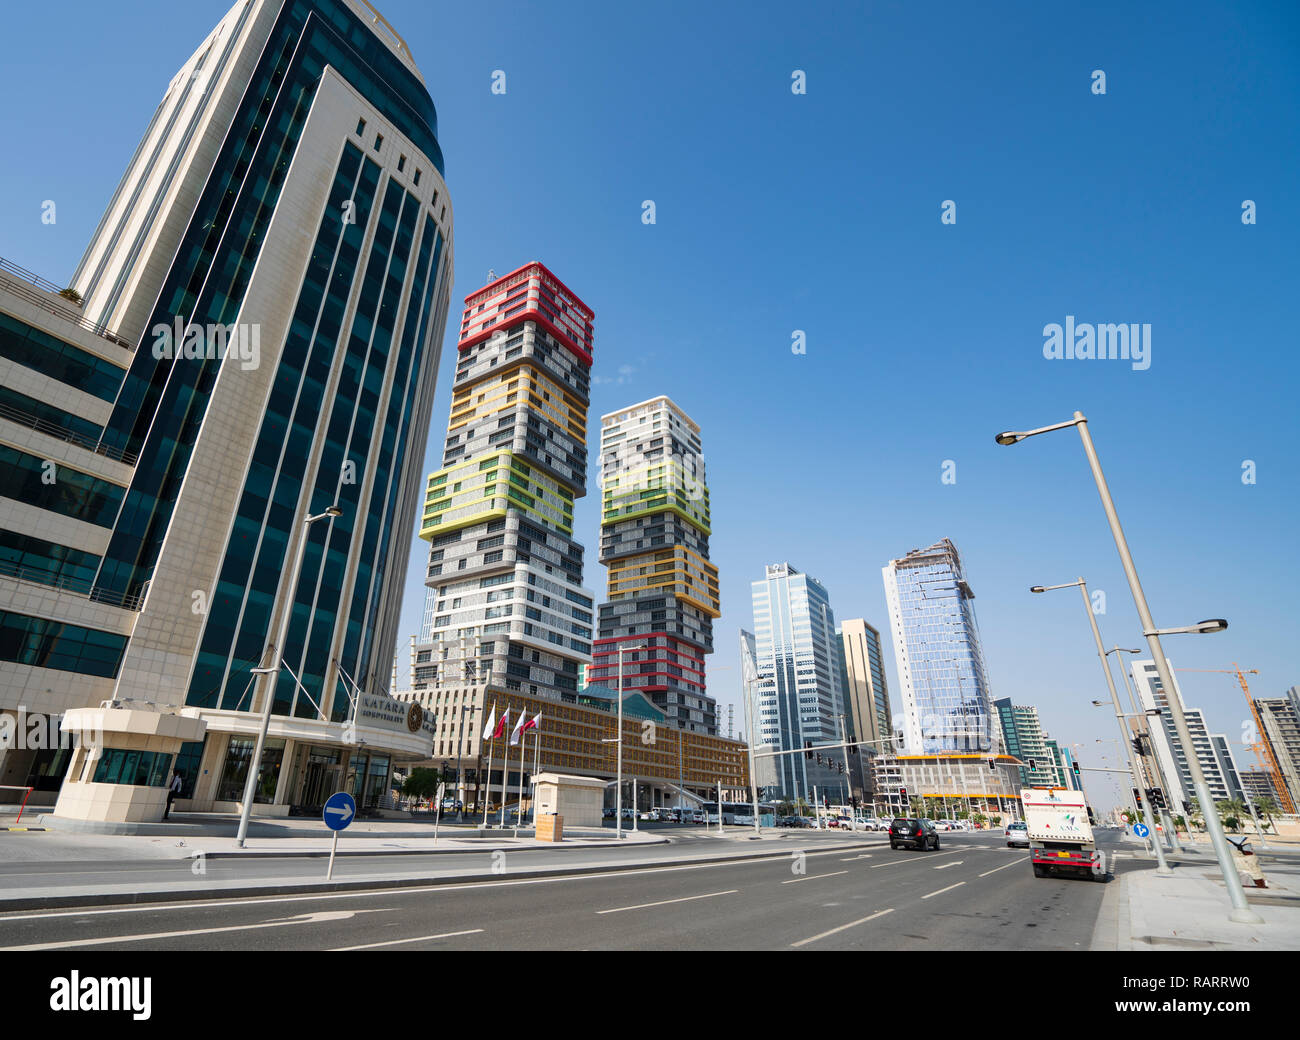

[165,770,184,820]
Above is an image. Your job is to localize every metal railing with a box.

[0,399,137,466]
[0,558,144,611]
[0,257,134,350]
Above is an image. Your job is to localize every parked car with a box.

[890,817,940,850]
[1005,820,1030,848]
[691,811,706,824]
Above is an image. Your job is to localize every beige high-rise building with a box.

[838,618,893,801]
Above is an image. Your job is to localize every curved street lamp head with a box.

[1029,585,1045,593]
[325,505,343,518]
[1195,618,1228,634]
[995,432,1022,446]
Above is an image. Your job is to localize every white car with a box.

[1005,821,1030,848]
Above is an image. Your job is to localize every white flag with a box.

[509,711,526,746]
[482,704,497,741]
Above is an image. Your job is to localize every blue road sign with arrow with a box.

[1133,822,1150,838]
[323,791,356,831]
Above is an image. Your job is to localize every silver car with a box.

[1005,821,1029,848]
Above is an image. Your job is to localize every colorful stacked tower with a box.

[588,397,720,734]
[416,262,596,698]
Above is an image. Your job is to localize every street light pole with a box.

[1031,579,1169,873]
[999,412,1260,923]
[1109,646,1180,852]
[615,644,647,841]
[236,505,341,848]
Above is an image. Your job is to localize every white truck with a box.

[1020,787,1107,881]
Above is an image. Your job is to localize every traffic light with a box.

[899,787,907,799]
[1028,758,1037,771]
[816,753,824,766]
[1147,788,1166,811]
[1131,737,1144,757]
[988,758,996,771]
[1071,759,1080,777]
[804,740,813,761]
[1132,787,1144,807]
[838,762,844,774]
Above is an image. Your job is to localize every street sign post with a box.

[1133,822,1150,839]
[434,782,446,844]
[323,791,356,880]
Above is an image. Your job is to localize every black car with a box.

[890,817,940,851]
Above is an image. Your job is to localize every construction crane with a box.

[1174,664,1295,814]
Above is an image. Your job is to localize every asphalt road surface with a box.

[0,829,1146,950]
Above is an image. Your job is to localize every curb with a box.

[0,840,872,913]
[197,835,672,860]
[0,827,45,832]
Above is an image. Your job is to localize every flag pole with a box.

[514,729,525,838]
[499,708,510,829]
[481,702,495,828]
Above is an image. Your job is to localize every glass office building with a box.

[883,539,996,754]
[749,563,848,800]
[0,0,454,819]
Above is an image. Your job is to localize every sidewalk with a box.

[1094,845,1300,950]
[0,810,667,861]
[0,821,868,911]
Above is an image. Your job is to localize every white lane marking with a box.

[596,889,737,915]
[329,928,483,951]
[791,908,895,948]
[977,858,1025,879]
[869,849,963,869]
[934,861,962,870]
[781,870,849,885]
[0,847,858,925]
[839,855,872,861]
[921,882,966,900]
[0,909,392,951]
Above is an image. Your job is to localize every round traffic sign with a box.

[1133,822,1150,838]
[323,791,356,831]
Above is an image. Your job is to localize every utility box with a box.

[536,814,563,842]
[533,772,605,828]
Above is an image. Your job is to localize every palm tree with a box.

[1255,795,1279,834]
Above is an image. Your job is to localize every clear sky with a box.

[2,1,1297,813]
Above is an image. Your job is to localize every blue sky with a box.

[2,1,1297,811]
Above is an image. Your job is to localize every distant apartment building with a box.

[587,396,720,734]
[1132,659,1243,814]
[1238,768,1278,806]
[883,539,996,754]
[412,262,596,700]
[1044,739,1080,791]
[1257,688,1300,811]
[992,699,1057,787]
[749,563,848,800]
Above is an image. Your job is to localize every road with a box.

[0,828,1144,950]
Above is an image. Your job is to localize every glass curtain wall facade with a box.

[883,539,996,754]
[749,563,847,800]
[414,262,596,699]
[588,397,720,735]
[0,0,455,811]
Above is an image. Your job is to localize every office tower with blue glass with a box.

[882,539,996,754]
[0,0,453,823]
[748,563,848,801]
